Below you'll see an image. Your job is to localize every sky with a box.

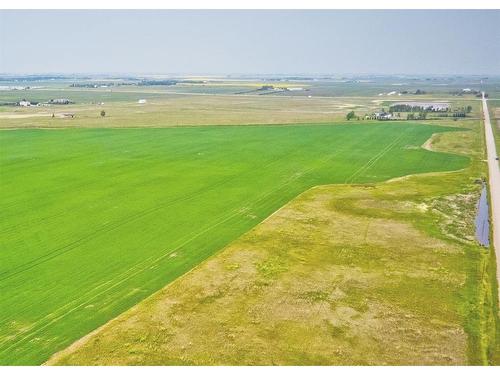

[1,10,499,75]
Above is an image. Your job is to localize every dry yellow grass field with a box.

[0,95,376,129]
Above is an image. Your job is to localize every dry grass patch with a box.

[48,177,474,365]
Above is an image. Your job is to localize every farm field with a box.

[2,75,500,100]
[2,75,496,131]
[2,7,500,367]
[0,94,374,128]
[0,92,485,130]
[47,118,498,365]
[0,122,469,365]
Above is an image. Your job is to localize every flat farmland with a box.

[0,123,468,364]
[0,94,373,128]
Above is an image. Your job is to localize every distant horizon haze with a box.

[0,72,499,78]
[1,10,499,75]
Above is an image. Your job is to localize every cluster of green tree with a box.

[393,89,427,95]
[48,98,73,104]
[389,104,438,113]
[450,89,481,96]
[406,112,427,120]
[235,85,279,95]
[436,106,472,118]
[457,105,473,113]
[346,111,360,120]
[389,104,472,117]
[181,80,206,84]
[137,80,178,86]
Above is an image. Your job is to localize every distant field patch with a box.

[0,123,468,364]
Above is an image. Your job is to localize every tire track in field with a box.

[0,178,231,281]
[0,135,352,358]
[0,132,226,226]
[0,130,341,329]
[1,136,324,328]
[344,128,409,184]
[0,140,214,232]
[0,138,313,281]
[344,130,407,184]
[0,207,243,352]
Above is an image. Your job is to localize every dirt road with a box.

[481,92,500,305]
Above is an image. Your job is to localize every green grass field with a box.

[0,122,469,364]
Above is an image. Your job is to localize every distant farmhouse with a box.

[374,111,392,120]
[366,111,392,120]
[14,98,74,107]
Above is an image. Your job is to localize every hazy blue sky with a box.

[1,10,499,75]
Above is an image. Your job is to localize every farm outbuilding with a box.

[374,112,392,120]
